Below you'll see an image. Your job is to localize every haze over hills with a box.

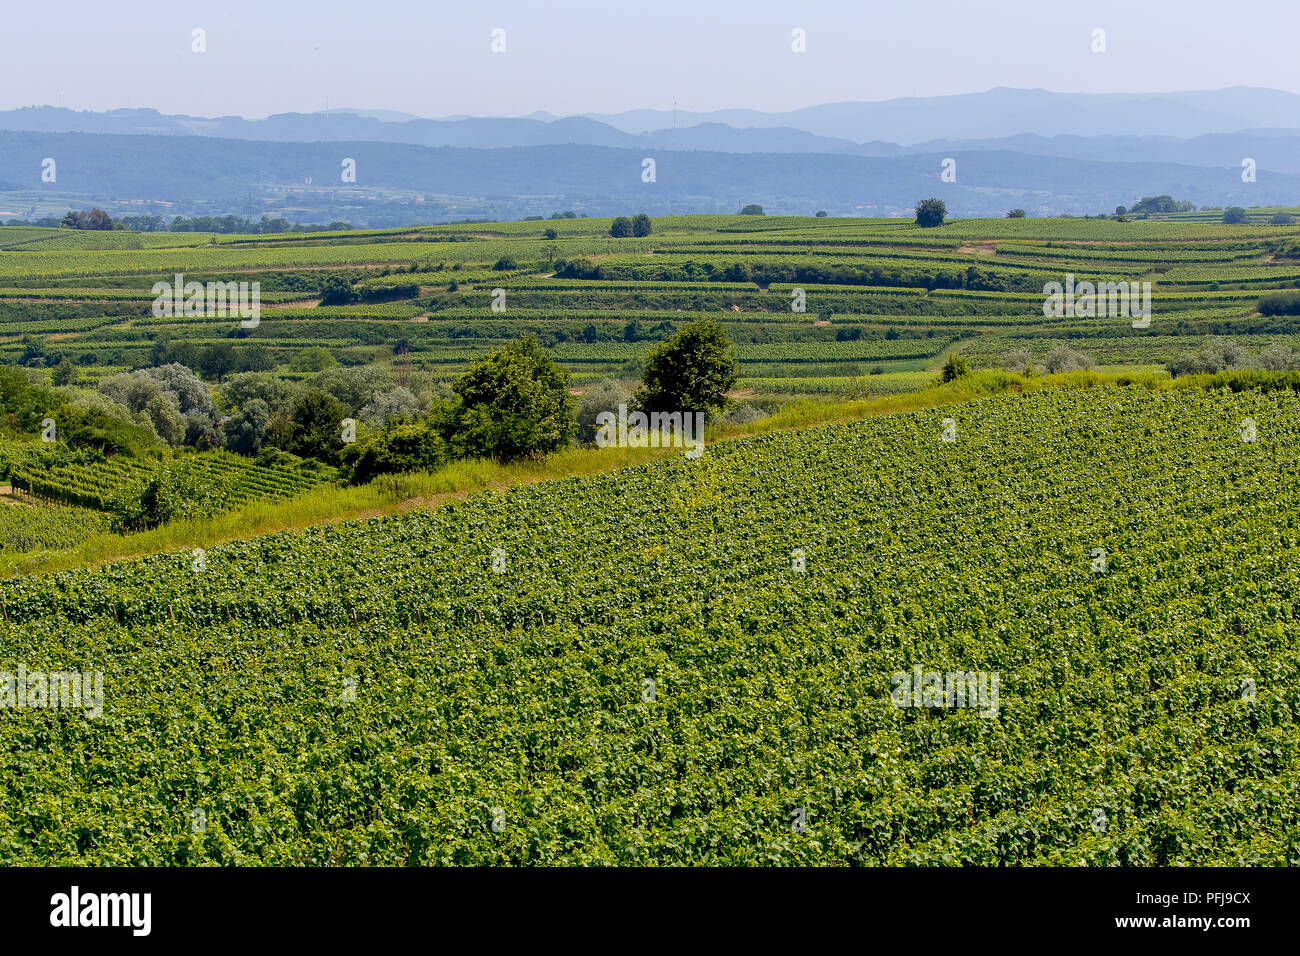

[1,87,1297,226]
[2,131,1296,225]
[577,87,1300,142]
[5,87,1300,151]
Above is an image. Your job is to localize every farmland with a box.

[3,212,1300,397]
[1,383,1298,864]
[1,212,1299,866]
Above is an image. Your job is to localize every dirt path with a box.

[928,337,974,371]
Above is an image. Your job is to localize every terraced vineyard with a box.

[4,213,1299,393]
[0,442,336,512]
[3,384,1297,864]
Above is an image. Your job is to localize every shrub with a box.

[1259,291,1300,316]
[342,419,449,485]
[1042,345,1096,374]
[941,355,970,382]
[575,379,632,444]
[318,275,357,305]
[108,461,238,532]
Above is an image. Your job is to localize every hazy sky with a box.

[4,0,1295,118]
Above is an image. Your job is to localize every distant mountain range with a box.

[575,87,1300,143]
[2,132,1296,223]
[0,88,1296,225]
[4,87,1300,155]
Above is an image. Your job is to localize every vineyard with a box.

[0,441,335,513]
[0,499,107,554]
[3,213,1300,393]
[1,383,1297,864]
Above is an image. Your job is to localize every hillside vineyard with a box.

[3,385,1297,864]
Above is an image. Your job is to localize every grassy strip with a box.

[0,367,1213,579]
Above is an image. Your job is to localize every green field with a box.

[2,213,1300,866]
[2,383,1298,863]
[3,213,1299,395]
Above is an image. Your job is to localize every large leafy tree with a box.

[914,198,947,228]
[635,319,737,416]
[451,336,575,461]
[61,208,114,230]
[224,398,271,455]
[283,388,349,464]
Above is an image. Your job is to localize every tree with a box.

[1223,206,1249,224]
[144,393,186,446]
[451,336,576,462]
[184,413,219,451]
[51,357,77,386]
[61,208,114,230]
[1269,213,1295,225]
[635,319,737,416]
[1258,291,1300,316]
[576,379,632,444]
[1130,196,1195,217]
[543,227,558,239]
[284,388,349,463]
[319,275,356,306]
[815,211,828,217]
[941,355,970,382]
[50,402,159,456]
[97,365,213,429]
[915,198,947,228]
[224,399,271,455]
[494,256,517,270]
[740,204,765,216]
[290,346,338,373]
[1115,206,1128,217]
[142,363,211,414]
[236,343,277,373]
[221,372,300,417]
[151,334,201,369]
[631,213,652,237]
[609,216,633,238]
[198,343,237,381]
[1006,208,1027,218]
[312,365,395,414]
[359,386,421,428]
